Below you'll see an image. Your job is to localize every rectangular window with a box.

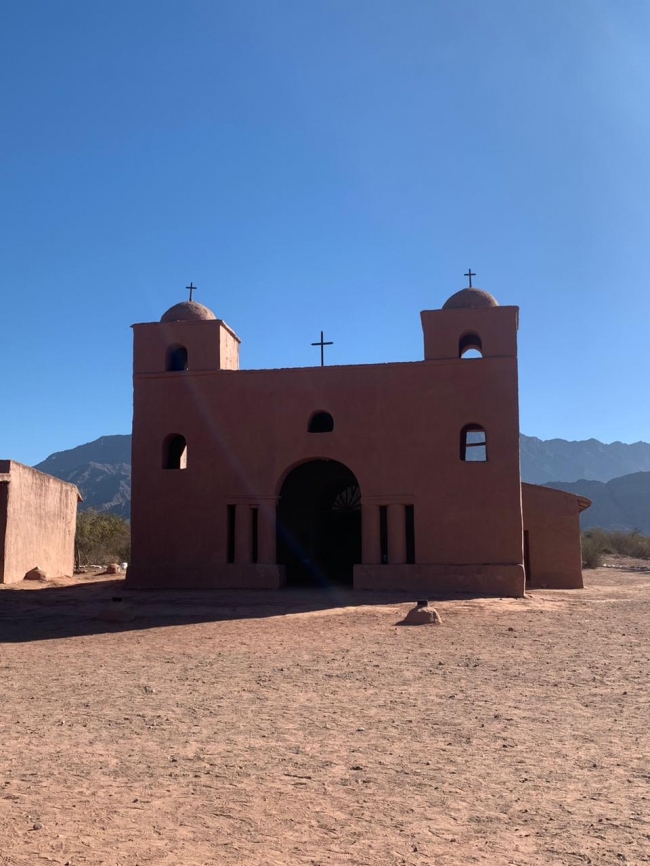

[226,505,236,564]
[405,505,415,564]
[251,507,259,564]
[379,505,388,565]
[461,426,487,461]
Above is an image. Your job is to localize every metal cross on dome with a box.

[311,330,333,367]
[186,282,197,302]
[464,269,476,288]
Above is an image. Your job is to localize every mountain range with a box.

[545,473,650,534]
[520,436,650,484]
[33,433,650,531]
[35,435,132,519]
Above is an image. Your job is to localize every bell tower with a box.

[420,282,518,361]
[132,294,240,375]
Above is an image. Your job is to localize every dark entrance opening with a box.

[277,459,361,587]
[524,529,531,585]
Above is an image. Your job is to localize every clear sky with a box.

[2,0,649,465]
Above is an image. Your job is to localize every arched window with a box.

[166,345,188,371]
[459,333,482,359]
[460,424,487,461]
[308,411,334,433]
[163,434,187,470]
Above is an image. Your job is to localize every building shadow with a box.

[0,576,493,643]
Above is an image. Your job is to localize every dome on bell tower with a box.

[442,287,498,310]
[160,301,217,323]
[160,283,217,323]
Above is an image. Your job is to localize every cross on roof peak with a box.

[464,269,476,288]
[311,330,333,367]
[186,282,197,302]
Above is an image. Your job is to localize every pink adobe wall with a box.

[128,307,525,596]
[0,461,79,584]
[219,325,240,370]
[354,563,524,596]
[522,483,584,589]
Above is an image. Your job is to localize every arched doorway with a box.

[277,460,361,587]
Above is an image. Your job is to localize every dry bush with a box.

[581,532,605,569]
[76,509,131,567]
[606,529,650,559]
[581,528,650,567]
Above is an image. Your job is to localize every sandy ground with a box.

[0,567,648,866]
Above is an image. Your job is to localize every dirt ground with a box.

[0,565,648,866]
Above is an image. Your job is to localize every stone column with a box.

[235,504,252,564]
[387,502,406,565]
[361,502,381,565]
[257,500,276,564]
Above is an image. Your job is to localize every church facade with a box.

[126,284,589,597]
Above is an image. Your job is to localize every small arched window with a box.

[459,333,482,359]
[163,434,187,470]
[166,345,188,371]
[460,424,487,461]
[308,411,334,433]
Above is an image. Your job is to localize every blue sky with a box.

[2,0,649,465]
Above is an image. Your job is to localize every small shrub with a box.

[581,532,604,569]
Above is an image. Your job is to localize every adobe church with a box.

[126,281,590,597]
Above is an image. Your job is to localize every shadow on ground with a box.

[0,576,496,643]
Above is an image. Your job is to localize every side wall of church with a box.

[522,483,584,589]
[129,355,524,593]
[0,474,8,584]
[0,461,78,584]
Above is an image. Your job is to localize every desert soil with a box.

[0,566,648,866]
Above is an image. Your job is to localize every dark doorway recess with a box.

[379,505,388,564]
[277,459,361,587]
[405,504,416,564]
[524,530,531,585]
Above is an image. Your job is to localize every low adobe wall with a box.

[354,563,525,597]
[522,483,584,589]
[126,563,285,590]
[0,461,79,584]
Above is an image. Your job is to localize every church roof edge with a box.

[132,319,241,343]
